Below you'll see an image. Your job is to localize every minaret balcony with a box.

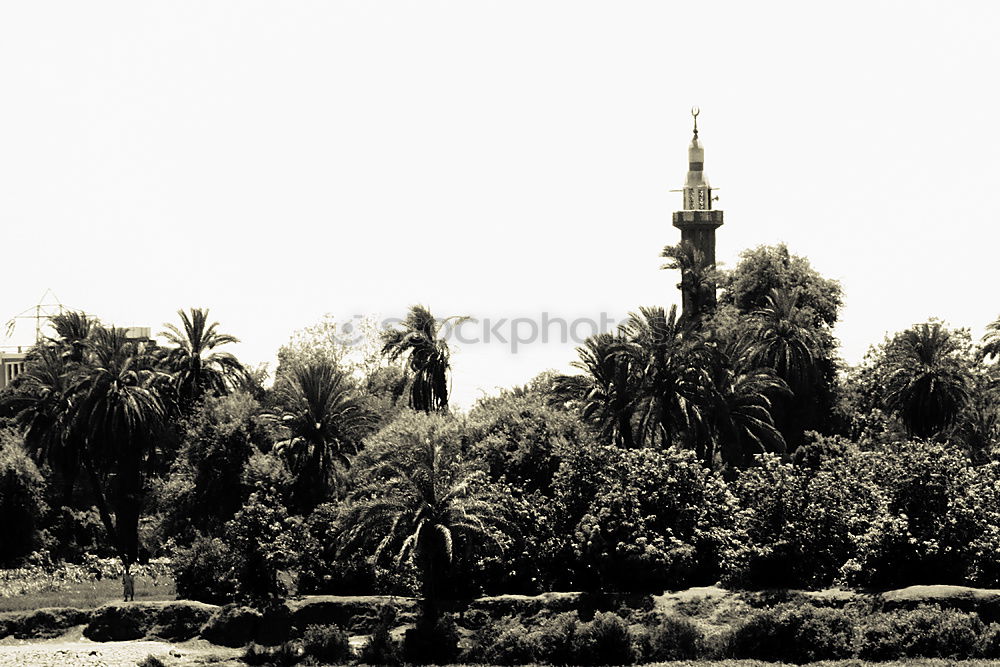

[672,209,724,229]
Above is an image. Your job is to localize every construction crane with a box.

[3,289,76,350]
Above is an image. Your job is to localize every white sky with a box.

[1,1,998,408]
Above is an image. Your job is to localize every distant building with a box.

[0,349,27,390]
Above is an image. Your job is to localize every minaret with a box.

[672,107,724,316]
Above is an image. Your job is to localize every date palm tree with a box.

[698,349,789,467]
[662,241,718,321]
[267,360,375,510]
[620,305,706,448]
[160,308,247,410]
[340,415,506,621]
[552,333,638,448]
[983,315,1000,361]
[884,322,971,440]
[740,288,819,394]
[49,311,97,363]
[0,345,81,507]
[72,327,167,566]
[381,305,466,412]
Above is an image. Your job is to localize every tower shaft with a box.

[672,108,723,317]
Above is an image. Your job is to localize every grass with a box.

[0,558,175,612]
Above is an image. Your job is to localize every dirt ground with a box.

[0,626,241,667]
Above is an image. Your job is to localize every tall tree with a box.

[884,322,972,440]
[72,327,167,566]
[160,308,246,409]
[741,288,820,394]
[552,333,638,448]
[267,360,375,511]
[49,311,96,363]
[340,413,507,621]
[0,345,80,507]
[620,305,705,448]
[714,245,843,449]
[381,305,465,412]
[697,349,788,467]
[662,241,718,322]
[983,315,1000,361]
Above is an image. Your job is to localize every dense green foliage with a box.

[1,237,999,667]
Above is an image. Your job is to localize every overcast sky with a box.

[2,1,998,407]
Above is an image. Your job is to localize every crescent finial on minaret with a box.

[691,106,700,138]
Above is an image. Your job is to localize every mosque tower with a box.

[672,107,724,316]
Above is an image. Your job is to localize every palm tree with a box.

[983,315,1000,361]
[72,327,167,566]
[340,417,506,621]
[620,305,705,448]
[48,311,97,363]
[552,333,638,448]
[661,241,718,320]
[381,305,465,412]
[0,345,81,507]
[697,349,788,467]
[160,308,247,409]
[740,288,819,393]
[884,322,971,440]
[267,360,375,510]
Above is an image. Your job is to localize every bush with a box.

[728,603,855,663]
[171,534,236,604]
[844,442,1000,589]
[360,619,402,666]
[242,641,301,666]
[534,612,584,666]
[577,611,636,665]
[559,445,741,592]
[728,445,884,589]
[645,614,702,661]
[857,607,985,660]
[300,624,350,664]
[224,488,298,605]
[402,614,460,664]
[0,430,47,565]
[465,616,540,665]
[983,622,1000,658]
[136,656,167,667]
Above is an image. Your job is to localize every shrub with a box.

[402,614,460,664]
[0,430,47,566]
[561,445,741,592]
[171,534,236,604]
[577,611,636,665]
[136,656,167,667]
[645,613,702,661]
[534,612,583,665]
[242,641,301,666]
[465,616,540,665]
[857,607,985,660]
[224,488,298,605]
[360,626,401,664]
[844,441,1000,589]
[300,624,350,664]
[982,622,1000,658]
[360,622,402,666]
[728,445,884,589]
[728,603,855,663]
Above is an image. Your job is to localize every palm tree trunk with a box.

[82,450,120,558]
